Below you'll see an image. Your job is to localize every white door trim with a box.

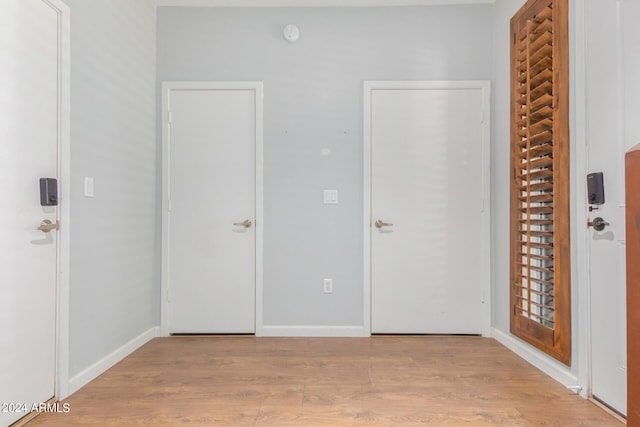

[573,0,592,399]
[161,81,264,337]
[45,0,71,401]
[363,80,491,337]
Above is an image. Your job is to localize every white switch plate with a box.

[323,189,338,204]
[84,177,94,197]
[323,278,333,293]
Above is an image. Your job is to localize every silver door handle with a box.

[587,217,609,231]
[375,220,393,228]
[233,219,252,228]
[37,219,59,233]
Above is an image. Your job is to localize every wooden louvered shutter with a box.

[510,0,571,365]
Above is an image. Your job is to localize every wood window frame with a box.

[510,0,571,366]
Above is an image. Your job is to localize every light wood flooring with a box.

[28,336,623,426]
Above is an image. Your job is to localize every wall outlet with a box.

[323,278,333,294]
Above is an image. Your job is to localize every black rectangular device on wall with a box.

[587,172,605,205]
[39,178,58,206]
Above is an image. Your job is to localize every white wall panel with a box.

[61,0,158,378]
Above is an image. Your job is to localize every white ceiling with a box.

[153,0,493,7]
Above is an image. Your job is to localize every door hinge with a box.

[167,199,172,212]
[167,111,172,124]
[167,288,172,302]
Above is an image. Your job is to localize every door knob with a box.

[375,220,393,228]
[37,219,59,233]
[233,219,252,228]
[587,217,609,231]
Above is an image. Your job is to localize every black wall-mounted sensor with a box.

[40,178,58,206]
[587,172,605,205]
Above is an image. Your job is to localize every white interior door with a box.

[368,83,488,334]
[0,0,64,424]
[165,84,261,334]
[585,0,638,415]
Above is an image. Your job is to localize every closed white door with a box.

[165,85,261,334]
[584,0,638,415]
[0,0,65,424]
[369,84,487,334]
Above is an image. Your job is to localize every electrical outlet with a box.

[323,278,333,294]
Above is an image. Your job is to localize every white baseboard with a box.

[491,327,582,391]
[261,325,366,337]
[66,326,160,397]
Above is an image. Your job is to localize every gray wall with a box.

[157,6,493,328]
[490,0,524,337]
[62,0,158,377]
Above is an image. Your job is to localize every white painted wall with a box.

[490,0,525,336]
[621,2,640,149]
[60,0,158,378]
[157,5,493,330]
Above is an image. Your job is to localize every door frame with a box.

[160,81,264,337]
[363,80,492,337]
[54,0,71,400]
[573,0,592,399]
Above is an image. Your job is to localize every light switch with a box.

[323,278,333,293]
[84,177,94,197]
[323,190,338,204]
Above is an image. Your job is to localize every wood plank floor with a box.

[28,336,623,426]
